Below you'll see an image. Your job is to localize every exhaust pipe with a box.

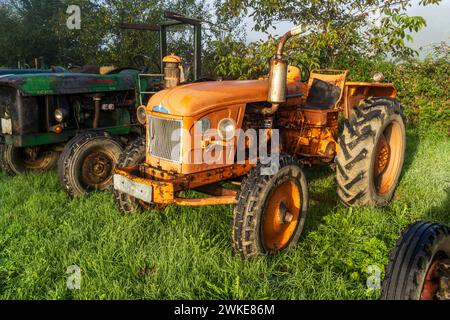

[163,54,183,89]
[93,95,102,129]
[259,25,308,115]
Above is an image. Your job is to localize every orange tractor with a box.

[113,25,406,258]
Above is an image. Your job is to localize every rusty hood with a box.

[0,69,139,96]
[147,80,304,117]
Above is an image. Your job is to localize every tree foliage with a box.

[216,0,442,68]
[0,3,19,65]
[0,0,66,66]
[0,0,448,132]
[0,0,239,73]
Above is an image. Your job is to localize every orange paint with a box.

[115,67,398,207]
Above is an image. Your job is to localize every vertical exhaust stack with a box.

[92,94,102,129]
[266,25,308,115]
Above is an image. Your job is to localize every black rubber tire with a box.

[381,221,450,300]
[336,97,406,207]
[0,143,59,176]
[58,131,123,197]
[232,155,309,259]
[114,137,147,214]
[0,143,14,176]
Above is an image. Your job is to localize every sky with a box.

[244,0,449,54]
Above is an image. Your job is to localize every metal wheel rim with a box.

[16,147,54,170]
[80,151,115,189]
[420,254,450,300]
[262,179,301,252]
[373,120,403,195]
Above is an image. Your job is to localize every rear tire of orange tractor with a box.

[336,97,406,207]
[114,137,149,214]
[232,155,309,259]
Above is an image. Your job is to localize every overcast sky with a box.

[244,0,449,53]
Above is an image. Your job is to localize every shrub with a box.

[211,41,449,131]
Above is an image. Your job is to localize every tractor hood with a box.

[148,80,303,117]
[0,70,139,96]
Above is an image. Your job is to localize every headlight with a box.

[54,108,67,123]
[136,105,147,125]
[218,118,236,141]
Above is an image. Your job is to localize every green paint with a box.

[2,71,139,96]
[0,70,144,149]
[138,75,162,105]
[113,108,132,127]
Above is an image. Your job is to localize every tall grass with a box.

[0,129,449,300]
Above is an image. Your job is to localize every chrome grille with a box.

[148,115,183,163]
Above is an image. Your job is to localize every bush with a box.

[391,57,449,130]
[211,41,449,131]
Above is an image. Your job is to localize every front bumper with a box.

[114,165,176,205]
[113,163,253,206]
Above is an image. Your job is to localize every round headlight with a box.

[136,105,147,125]
[54,109,65,123]
[218,118,236,141]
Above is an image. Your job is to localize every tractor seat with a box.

[303,78,342,110]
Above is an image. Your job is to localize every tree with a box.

[0,2,21,66]
[0,0,64,66]
[0,0,243,74]
[217,0,443,68]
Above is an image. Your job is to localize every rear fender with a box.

[342,82,397,118]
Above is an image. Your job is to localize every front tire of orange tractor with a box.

[336,97,406,207]
[232,155,309,259]
[114,137,161,214]
[114,137,146,214]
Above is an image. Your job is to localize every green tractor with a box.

[0,12,203,197]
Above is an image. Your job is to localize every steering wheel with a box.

[133,54,163,74]
[296,60,311,83]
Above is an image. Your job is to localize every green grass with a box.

[0,129,449,300]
